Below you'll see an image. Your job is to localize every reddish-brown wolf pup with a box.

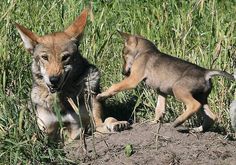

[16,9,129,141]
[97,31,234,132]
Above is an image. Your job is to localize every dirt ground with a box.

[64,122,236,165]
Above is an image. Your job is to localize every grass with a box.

[0,0,235,164]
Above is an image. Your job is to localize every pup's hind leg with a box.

[172,87,201,127]
[193,104,217,132]
[154,95,166,122]
[192,93,217,132]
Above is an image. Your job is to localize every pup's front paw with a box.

[107,121,130,132]
[104,117,130,132]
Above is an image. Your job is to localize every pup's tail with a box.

[205,70,235,81]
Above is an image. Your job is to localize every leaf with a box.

[124,144,134,157]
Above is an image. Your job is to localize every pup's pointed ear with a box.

[117,30,138,47]
[15,23,39,54]
[64,8,88,39]
[117,30,131,40]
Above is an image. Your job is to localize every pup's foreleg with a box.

[96,76,142,100]
[36,106,58,136]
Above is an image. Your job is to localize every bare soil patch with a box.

[65,123,236,165]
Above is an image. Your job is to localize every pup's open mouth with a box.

[48,86,58,93]
[47,70,71,93]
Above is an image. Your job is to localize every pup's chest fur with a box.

[59,65,100,112]
[31,63,100,114]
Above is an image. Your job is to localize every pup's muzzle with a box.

[48,75,61,93]
[49,76,61,86]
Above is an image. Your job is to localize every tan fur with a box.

[97,31,234,132]
[16,9,129,141]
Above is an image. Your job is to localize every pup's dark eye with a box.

[41,55,48,61]
[62,54,70,62]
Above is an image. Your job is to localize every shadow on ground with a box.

[103,96,138,122]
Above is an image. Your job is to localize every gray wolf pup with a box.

[16,9,129,140]
[97,31,234,132]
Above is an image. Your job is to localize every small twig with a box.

[210,40,222,69]
[67,97,83,128]
[103,139,110,151]
[189,130,199,139]
[0,0,17,21]
[155,133,171,141]
[95,130,117,135]
[157,119,162,135]
[154,118,171,150]
[89,1,94,23]
[67,97,87,155]
[80,129,87,153]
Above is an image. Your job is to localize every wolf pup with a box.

[16,9,129,140]
[97,31,234,132]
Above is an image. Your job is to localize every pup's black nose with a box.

[49,76,60,85]
[122,69,130,77]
